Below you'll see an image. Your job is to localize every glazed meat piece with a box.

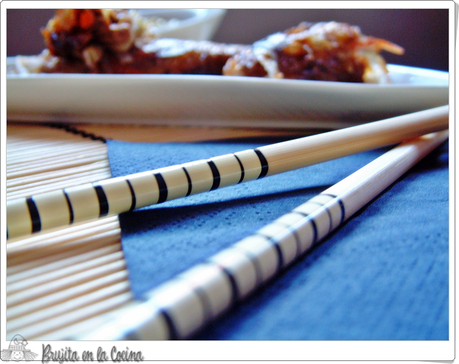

[223,21,405,83]
[41,9,149,67]
[35,9,248,74]
[97,39,249,74]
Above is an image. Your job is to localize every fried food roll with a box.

[223,21,404,83]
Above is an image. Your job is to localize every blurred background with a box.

[7,8,449,71]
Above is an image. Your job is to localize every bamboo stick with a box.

[7,291,133,340]
[7,244,121,284]
[7,251,125,295]
[7,281,131,334]
[7,259,127,308]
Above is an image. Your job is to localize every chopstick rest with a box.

[78,130,449,340]
[7,105,448,240]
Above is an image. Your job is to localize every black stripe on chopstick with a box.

[256,233,284,272]
[298,194,345,244]
[154,173,168,203]
[207,160,221,190]
[63,189,75,224]
[337,199,346,225]
[182,167,193,197]
[294,211,319,244]
[159,309,179,340]
[270,221,303,259]
[233,154,245,184]
[213,263,240,302]
[307,200,334,234]
[312,193,346,228]
[126,180,137,211]
[242,251,264,286]
[254,149,269,179]
[291,228,303,258]
[93,184,109,217]
[322,193,346,224]
[26,197,41,233]
[292,195,345,245]
[186,281,214,323]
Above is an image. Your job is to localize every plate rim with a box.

[6,58,449,89]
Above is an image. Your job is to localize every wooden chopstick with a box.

[78,129,448,340]
[7,105,448,240]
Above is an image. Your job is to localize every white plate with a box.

[6,62,448,129]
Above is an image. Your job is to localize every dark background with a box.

[7,8,449,71]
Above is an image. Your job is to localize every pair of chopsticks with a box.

[77,125,448,340]
[6,107,448,339]
[7,105,449,240]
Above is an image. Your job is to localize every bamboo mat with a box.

[6,122,302,340]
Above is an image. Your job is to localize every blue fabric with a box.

[106,136,449,340]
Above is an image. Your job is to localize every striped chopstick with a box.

[78,130,449,340]
[7,105,448,240]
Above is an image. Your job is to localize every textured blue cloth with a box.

[106,136,449,340]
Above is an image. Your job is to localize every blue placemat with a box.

[106,136,448,340]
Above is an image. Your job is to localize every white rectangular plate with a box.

[6,60,448,129]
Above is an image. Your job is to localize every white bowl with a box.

[134,9,227,41]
